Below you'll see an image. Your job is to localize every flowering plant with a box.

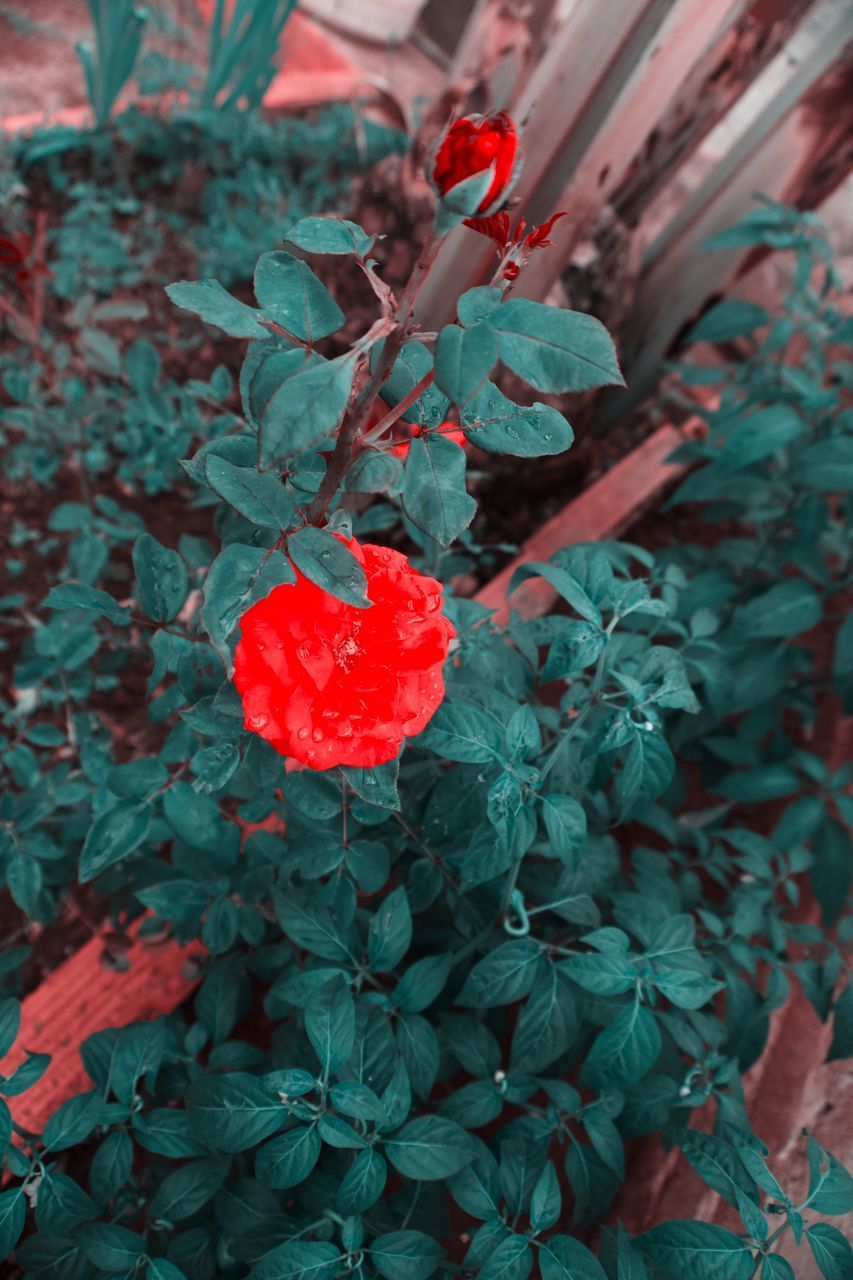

[159,115,622,777]
[1,86,852,1280]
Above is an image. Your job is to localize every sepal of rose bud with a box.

[429,112,522,234]
[433,166,499,236]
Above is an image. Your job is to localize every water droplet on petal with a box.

[297,727,310,741]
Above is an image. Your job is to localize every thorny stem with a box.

[308,227,442,524]
[361,367,436,445]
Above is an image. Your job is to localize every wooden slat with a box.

[608,0,853,420]
[613,0,814,226]
[446,0,588,111]
[474,419,701,624]
[512,0,758,301]
[1,924,199,1135]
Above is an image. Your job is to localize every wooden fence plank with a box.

[613,0,815,226]
[607,0,853,419]
[512,0,768,301]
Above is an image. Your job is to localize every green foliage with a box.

[1,154,851,1280]
[201,0,298,111]
[1,105,405,490]
[77,0,148,127]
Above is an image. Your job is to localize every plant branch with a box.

[307,227,441,523]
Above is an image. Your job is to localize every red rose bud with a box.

[234,539,455,770]
[432,112,519,215]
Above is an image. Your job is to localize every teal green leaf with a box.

[253,251,344,340]
[166,279,266,338]
[541,794,588,866]
[402,435,476,546]
[385,1116,474,1180]
[559,951,636,996]
[133,533,189,623]
[491,298,623,393]
[530,1161,562,1231]
[463,383,573,457]
[539,1234,607,1279]
[807,1223,853,1280]
[435,323,498,406]
[807,1135,853,1214]
[799,437,853,491]
[247,1240,343,1280]
[288,526,370,607]
[201,544,295,655]
[42,582,131,627]
[368,886,412,972]
[582,1002,660,1088]
[735,580,821,639]
[616,731,675,819]
[638,1221,754,1279]
[205,457,295,530]
[149,1157,230,1221]
[370,1230,444,1280]
[305,977,355,1074]
[478,1235,532,1280]
[185,1073,286,1152]
[286,216,374,257]
[337,1147,387,1213]
[0,1189,24,1259]
[255,1124,321,1189]
[77,1223,146,1271]
[686,299,769,344]
[714,405,806,474]
[456,939,541,1007]
[392,954,452,1013]
[416,701,503,764]
[260,352,356,464]
[79,800,150,882]
[0,998,20,1060]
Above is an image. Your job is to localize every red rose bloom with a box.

[432,112,518,214]
[234,539,455,770]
